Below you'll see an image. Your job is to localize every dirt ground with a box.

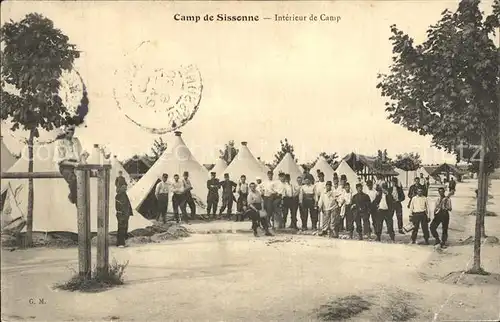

[1,179,499,321]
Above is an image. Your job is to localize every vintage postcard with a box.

[1,0,499,321]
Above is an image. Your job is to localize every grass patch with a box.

[373,289,419,321]
[54,259,129,293]
[384,299,418,321]
[316,295,372,321]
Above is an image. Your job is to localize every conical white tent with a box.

[273,153,302,181]
[335,160,358,187]
[224,142,268,182]
[128,131,208,217]
[2,142,152,233]
[311,156,335,181]
[1,143,59,231]
[211,158,227,178]
[1,137,17,173]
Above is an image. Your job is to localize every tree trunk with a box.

[480,172,489,238]
[25,130,35,247]
[406,170,409,188]
[469,134,486,274]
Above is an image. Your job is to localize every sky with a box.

[1,0,496,166]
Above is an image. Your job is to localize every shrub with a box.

[54,259,129,293]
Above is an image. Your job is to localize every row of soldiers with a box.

[154,171,197,224]
[208,168,453,245]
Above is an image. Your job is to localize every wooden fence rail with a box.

[1,171,100,179]
[1,164,111,280]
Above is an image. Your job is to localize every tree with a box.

[273,138,297,166]
[318,152,338,167]
[1,13,82,246]
[376,0,499,274]
[373,149,394,174]
[300,162,314,171]
[219,140,238,164]
[393,152,422,187]
[148,137,167,163]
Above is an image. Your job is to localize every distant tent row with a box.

[394,163,467,187]
[3,131,485,235]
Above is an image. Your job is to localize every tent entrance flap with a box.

[137,178,161,220]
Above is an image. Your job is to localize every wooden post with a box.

[76,167,91,279]
[96,166,110,277]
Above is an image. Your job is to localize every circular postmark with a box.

[2,68,87,145]
[112,41,203,134]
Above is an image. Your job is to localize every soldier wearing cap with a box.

[236,175,249,221]
[299,176,317,230]
[317,181,340,237]
[206,172,220,218]
[372,182,396,242]
[365,179,377,236]
[261,170,276,227]
[282,174,294,228]
[155,173,170,223]
[352,182,371,239]
[219,173,237,219]
[430,187,452,248]
[182,171,196,219]
[314,172,326,230]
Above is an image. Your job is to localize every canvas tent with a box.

[224,142,268,182]
[1,137,17,173]
[335,160,358,186]
[128,131,208,218]
[211,158,228,178]
[1,143,152,234]
[311,156,335,181]
[1,137,18,217]
[273,153,302,181]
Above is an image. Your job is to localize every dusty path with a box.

[1,179,499,321]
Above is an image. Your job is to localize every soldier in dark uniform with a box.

[206,172,220,218]
[388,177,406,234]
[219,173,237,219]
[115,183,133,247]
